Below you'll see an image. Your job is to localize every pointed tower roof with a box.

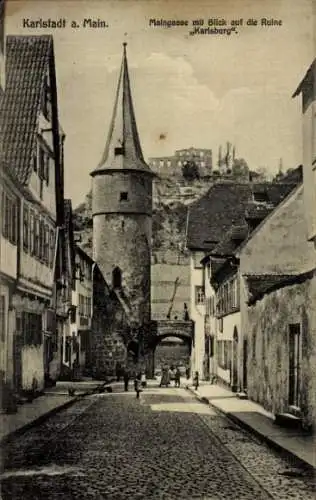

[91,43,153,177]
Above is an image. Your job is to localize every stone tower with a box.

[90,43,154,348]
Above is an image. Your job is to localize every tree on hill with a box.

[182,160,200,181]
[232,158,249,177]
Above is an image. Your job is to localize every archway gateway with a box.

[143,320,194,377]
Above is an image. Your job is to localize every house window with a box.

[34,216,40,258]
[120,192,128,201]
[44,224,49,265]
[79,294,84,316]
[205,297,210,315]
[11,199,17,245]
[193,252,203,268]
[210,336,214,357]
[195,286,205,305]
[210,296,215,316]
[33,153,37,173]
[23,311,42,346]
[49,228,55,268]
[41,74,52,121]
[37,143,51,191]
[23,205,29,252]
[39,219,45,261]
[218,317,223,333]
[29,211,35,255]
[88,297,92,317]
[70,306,76,324]
[0,295,5,342]
[45,156,50,185]
[85,262,92,281]
[232,279,238,308]
[1,192,18,245]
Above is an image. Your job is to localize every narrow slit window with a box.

[120,192,128,201]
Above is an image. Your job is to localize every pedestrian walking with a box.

[141,370,147,388]
[116,363,122,382]
[134,372,142,399]
[185,366,190,380]
[193,371,199,390]
[123,369,130,392]
[159,366,170,387]
[175,367,181,387]
[169,365,176,385]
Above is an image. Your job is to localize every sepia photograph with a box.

[0,0,315,498]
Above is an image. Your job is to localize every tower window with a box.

[112,267,122,289]
[120,192,128,201]
[114,146,125,156]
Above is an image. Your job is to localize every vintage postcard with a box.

[0,0,315,498]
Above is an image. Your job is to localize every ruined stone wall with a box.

[244,276,316,430]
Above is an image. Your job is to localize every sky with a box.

[5,0,316,207]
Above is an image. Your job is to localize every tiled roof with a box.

[91,44,153,177]
[0,35,53,184]
[186,183,253,250]
[187,180,300,251]
[211,224,249,256]
[245,202,273,220]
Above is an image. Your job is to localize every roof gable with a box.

[0,35,53,184]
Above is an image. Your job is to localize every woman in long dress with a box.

[159,366,170,387]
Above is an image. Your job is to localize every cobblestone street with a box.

[1,386,315,499]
